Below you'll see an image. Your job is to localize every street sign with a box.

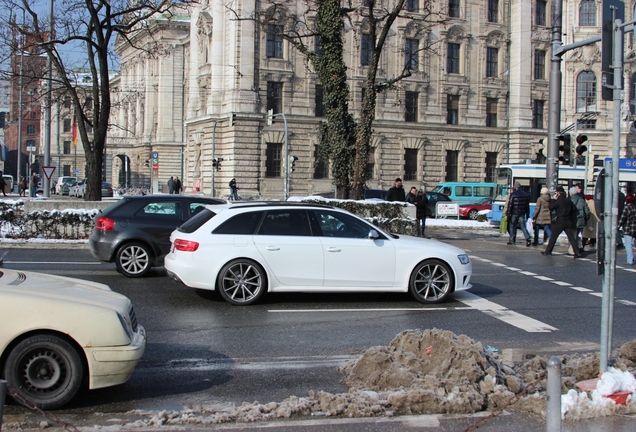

[42,166,56,180]
[601,0,625,101]
[604,157,636,169]
[152,152,158,159]
[26,145,36,152]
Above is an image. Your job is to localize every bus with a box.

[487,163,636,224]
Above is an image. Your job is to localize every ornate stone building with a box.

[109,0,636,198]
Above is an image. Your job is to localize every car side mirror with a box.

[368,229,380,240]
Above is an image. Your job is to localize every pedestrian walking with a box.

[174,177,182,194]
[618,193,636,265]
[29,172,38,197]
[168,176,175,194]
[414,189,429,237]
[386,178,406,202]
[19,176,27,197]
[0,173,6,197]
[532,187,552,246]
[506,182,532,246]
[542,186,580,258]
[568,186,591,254]
[229,178,239,201]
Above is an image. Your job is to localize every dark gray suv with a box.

[89,195,225,277]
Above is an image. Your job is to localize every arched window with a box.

[579,0,596,27]
[576,71,597,112]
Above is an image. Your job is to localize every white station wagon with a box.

[0,266,146,409]
[165,202,472,305]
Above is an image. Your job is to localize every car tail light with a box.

[95,217,116,231]
[173,239,199,252]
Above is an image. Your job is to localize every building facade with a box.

[109,0,636,199]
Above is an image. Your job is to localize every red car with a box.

[459,197,493,220]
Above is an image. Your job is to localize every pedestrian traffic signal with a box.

[557,134,572,166]
[144,159,150,168]
[575,134,588,166]
[231,113,236,127]
[289,155,298,172]
[214,157,223,171]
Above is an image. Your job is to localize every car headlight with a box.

[457,254,470,265]
[117,312,134,341]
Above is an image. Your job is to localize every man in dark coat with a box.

[506,181,532,246]
[386,178,406,202]
[414,189,429,237]
[542,186,580,258]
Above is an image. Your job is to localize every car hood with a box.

[392,234,468,255]
[0,268,129,310]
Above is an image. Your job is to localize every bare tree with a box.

[0,0,186,200]
[241,0,444,199]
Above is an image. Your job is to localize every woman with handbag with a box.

[532,187,552,246]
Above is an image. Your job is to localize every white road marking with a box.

[4,261,101,265]
[570,287,593,292]
[505,267,521,271]
[534,276,554,281]
[550,281,572,286]
[618,300,636,306]
[491,263,507,267]
[589,292,603,298]
[518,271,537,276]
[452,291,558,333]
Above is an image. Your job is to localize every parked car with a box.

[459,197,493,220]
[70,179,87,197]
[425,192,453,217]
[54,176,78,195]
[0,267,146,409]
[89,195,226,277]
[165,202,472,305]
[101,182,114,198]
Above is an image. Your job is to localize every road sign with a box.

[42,166,56,180]
[26,145,36,152]
[604,157,636,169]
[152,152,158,159]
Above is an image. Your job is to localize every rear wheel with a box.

[116,241,152,278]
[217,259,266,305]
[409,259,454,304]
[4,334,84,410]
[468,209,479,220]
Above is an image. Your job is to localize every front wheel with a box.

[217,259,266,305]
[409,259,454,304]
[4,334,84,410]
[116,241,152,278]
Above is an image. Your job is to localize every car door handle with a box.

[265,246,280,251]
[327,247,341,252]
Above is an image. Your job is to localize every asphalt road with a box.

[1,229,635,430]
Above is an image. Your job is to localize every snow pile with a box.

[106,329,636,428]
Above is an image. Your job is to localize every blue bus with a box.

[487,164,636,225]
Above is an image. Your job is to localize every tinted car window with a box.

[213,211,263,235]
[136,201,183,219]
[257,210,312,236]
[178,208,217,233]
[313,210,377,239]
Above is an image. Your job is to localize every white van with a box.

[54,176,78,195]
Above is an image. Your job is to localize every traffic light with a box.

[144,159,150,168]
[557,134,572,166]
[289,155,298,172]
[230,113,236,126]
[575,134,588,166]
[266,109,274,126]
[215,157,223,171]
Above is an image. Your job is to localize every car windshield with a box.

[62,178,76,185]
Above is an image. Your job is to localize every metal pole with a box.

[0,379,6,431]
[43,0,53,198]
[546,356,562,432]
[282,113,289,200]
[547,0,563,193]
[16,10,25,192]
[211,122,217,197]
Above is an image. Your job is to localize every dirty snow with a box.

[88,330,636,429]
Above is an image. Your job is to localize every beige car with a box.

[0,267,146,409]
